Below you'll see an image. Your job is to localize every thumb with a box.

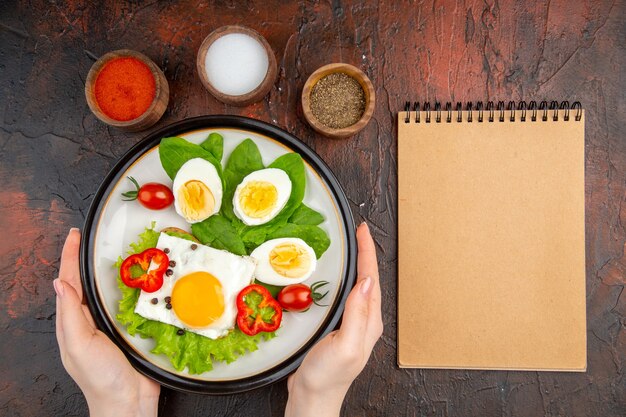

[335,277,372,348]
[55,279,95,347]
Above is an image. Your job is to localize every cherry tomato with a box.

[277,281,330,312]
[121,176,174,210]
[278,284,313,312]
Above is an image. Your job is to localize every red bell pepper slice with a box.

[236,284,282,336]
[119,248,169,293]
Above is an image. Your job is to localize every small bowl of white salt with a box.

[197,25,278,106]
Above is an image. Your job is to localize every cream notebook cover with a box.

[397,101,586,371]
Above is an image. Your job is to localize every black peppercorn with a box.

[190,244,198,250]
[165,303,172,310]
[165,296,171,303]
[169,260,176,267]
[176,329,185,336]
[166,269,173,276]
[150,298,158,305]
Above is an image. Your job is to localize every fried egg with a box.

[233,168,291,225]
[250,238,317,286]
[172,158,223,224]
[134,233,255,339]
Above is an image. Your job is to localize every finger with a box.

[356,223,383,350]
[58,228,84,303]
[357,223,378,281]
[364,278,383,352]
[81,304,96,328]
[56,279,95,348]
[54,280,66,354]
[335,277,371,348]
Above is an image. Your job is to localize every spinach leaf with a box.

[221,139,265,222]
[191,215,247,256]
[241,227,269,251]
[268,223,331,259]
[267,153,306,221]
[254,280,283,298]
[200,132,224,162]
[159,137,222,181]
[288,203,325,226]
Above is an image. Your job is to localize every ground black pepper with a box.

[310,72,366,129]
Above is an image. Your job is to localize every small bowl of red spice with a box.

[85,49,169,131]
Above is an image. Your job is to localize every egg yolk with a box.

[178,180,215,221]
[238,180,278,219]
[269,243,312,278]
[171,272,224,328]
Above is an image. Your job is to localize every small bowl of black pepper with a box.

[301,63,375,139]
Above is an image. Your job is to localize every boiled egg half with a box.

[172,158,223,224]
[250,237,317,286]
[233,168,291,225]
[134,233,255,339]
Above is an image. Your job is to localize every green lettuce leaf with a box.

[191,215,246,256]
[267,223,331,258]
[288,204,325,226]
[200,132,224,162]
[115,224,274,374]
[159,136,223,181]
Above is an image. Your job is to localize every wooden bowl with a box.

[196,25,278,106]
[301,63,375,139]
[85,49,169,132]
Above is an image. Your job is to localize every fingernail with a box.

[360,276,372,294]
[69,227,79,234]
[53,279,64,298]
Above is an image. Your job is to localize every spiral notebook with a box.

[397,101,586,371]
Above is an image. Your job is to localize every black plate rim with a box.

[80,115,357,395]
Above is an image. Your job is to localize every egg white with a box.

[233,168,292,225]
[250,238,317,286]
[134,233,255,339]
[172,158,223,224]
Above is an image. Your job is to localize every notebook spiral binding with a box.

[404,100,582,123]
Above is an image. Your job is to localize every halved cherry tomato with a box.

[122,176,174,210]
[278,281,329,312]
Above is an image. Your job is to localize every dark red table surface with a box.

[1,1,624,416]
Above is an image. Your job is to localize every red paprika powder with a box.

[94,57,156,121]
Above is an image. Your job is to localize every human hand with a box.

[285,222,383,417]
[54,228,160,417]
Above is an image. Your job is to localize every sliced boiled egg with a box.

[250,237,317,285]
[233,168,291,225]
[172,158,223,224]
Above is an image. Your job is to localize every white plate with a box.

[81,116,356,393]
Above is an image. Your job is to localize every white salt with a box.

[204,33,269,96]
